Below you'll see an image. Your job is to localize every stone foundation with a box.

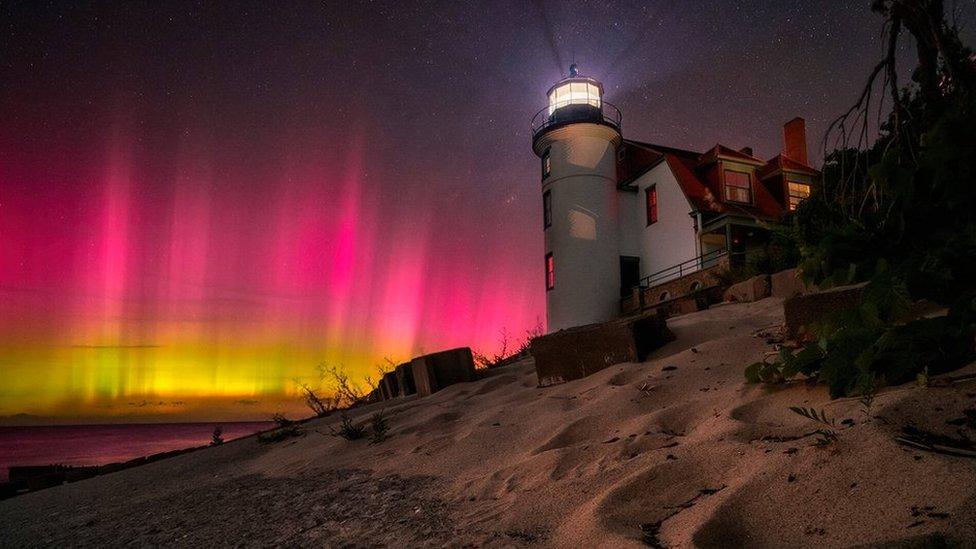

[723,274,771,303]
[395,362,416,397]
[379,371,400,401]
[531,312,674,387]
[783,283,866,341]
[771,268,816,299]
[410,347,476,397]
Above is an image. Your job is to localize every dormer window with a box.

[787,181,811,210]
[723,170,753,204]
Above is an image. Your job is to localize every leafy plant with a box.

[330,413,366,441]
[789,407,835,428]
[369,410,389,444]
[813,430,840,448]
[745,345,824,384]
[789,407,839,447]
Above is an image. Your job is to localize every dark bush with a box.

[330,413,365,441]
[369,410,389,444]
[746,1,976,396]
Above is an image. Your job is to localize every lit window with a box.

[548,81,602,115]
[787,181,811,210]
[542,148,551,179]
[545,253,555,291]
[543,190,552,229]
[645,186,658,226]
[724,170,752,204]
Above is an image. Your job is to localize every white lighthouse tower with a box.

[532,64,623,332]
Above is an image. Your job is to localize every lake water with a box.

[0,422,273,481]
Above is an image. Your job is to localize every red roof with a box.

[662,153,720,213]
[700,144,765,165]
[620,138,819,220]
[758,154,820,179]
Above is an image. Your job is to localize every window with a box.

[689,280,703,293]
[659,291,671,302]
[543,190,552,229]
[545,253,555,291]
[724,170,752,204]
[547,81,601,115]
[787,181,811,211]
[542,148,551,179]
[645,186,658,225]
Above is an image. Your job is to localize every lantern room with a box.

[547,64,603,115]
[532,64,621,143]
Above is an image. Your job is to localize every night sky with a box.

[2,1,974,422]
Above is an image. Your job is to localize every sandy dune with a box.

[2,297,975,547]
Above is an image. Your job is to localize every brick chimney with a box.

[783,117,808,165]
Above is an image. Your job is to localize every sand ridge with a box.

[2,297,975,547]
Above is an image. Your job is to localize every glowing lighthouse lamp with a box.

[532,64,623,333]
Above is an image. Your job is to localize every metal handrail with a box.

[639,248,729,289]
[621,247,769,314]
[531,101,622,138]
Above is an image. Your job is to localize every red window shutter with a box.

[646,187,658,225]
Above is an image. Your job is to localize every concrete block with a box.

[379,371,399,400]
[410,347,476,398]
[395,362,416,397]
[783,283,866,341]
[365,387,383,403]
[770,268,815,299]
[531,313,674,387]
[723,274,771,303]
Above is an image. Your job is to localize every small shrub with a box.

[916,367,930,388]
[370,410,389,444]
[745,345,823,384]
[330,413,366,440]
[855,375,878,415]
[272,413,295,428]
[297,381,338,417]
[258,424,302,444]
[789,406,839,447]
[211,426,224,446]
[473,321,544,369]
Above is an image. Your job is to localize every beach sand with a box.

[2,297,975,547]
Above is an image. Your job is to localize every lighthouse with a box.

[532,64,623,332]
[531,65,820,335]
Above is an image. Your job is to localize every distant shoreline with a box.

[0,420,274,428]
[0,421,275,491]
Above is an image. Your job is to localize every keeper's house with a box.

[532,65,820,332]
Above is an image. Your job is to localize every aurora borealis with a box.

[3,1,974,423]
